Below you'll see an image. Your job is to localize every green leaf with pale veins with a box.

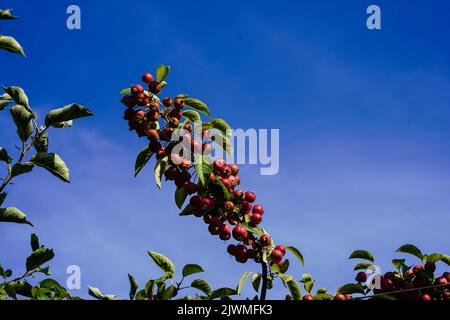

[0,147,12,163]
[148,251,175,276]
[45,103,93,127]
[11,163,34,178]
[337,283,365,294]
[134,145,153,177]
[88,286,118,300]
[395,244,423,261]
[236,272,252,295]
[205,118,231,136]
[286,246,305,266]
[175,187,188,209]
[0,9,18,20]
[0,207,32,226]
[210,287,237,300]
[184,98,210,117]
[154,156,168,189]
[9,104,33,142]
[156,65,170,82]
[348,250,375,262]
[26,247,54,271]
[191,279,212,296]
[128,274,139,300]
[29,153,70,183]
[0,36,25,57]
[182,110,201,122]
[2,86,30,110]
[182,264,204,277]
[194,154,212,187]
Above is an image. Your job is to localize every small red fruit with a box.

[260,234,272,246]
[131,84,144,95]
[356,272,367,283]
[244,191,256,203]
[228,164,239,176]
[148,81,162,94]
[208,224,220,235]
[232,225,248,241]
[173,97,185,109]
[227,244,237,256]
[413,264,424,275]
[213,158,226,172]
[444,272,450,282]
[334,294,346,301]
[303,294,314,301]
[250,213,262,225]
[424,261,436,272]
[220,178,232,191]
[185,182,198,194]
[142,73,154,83]
[274,245,286,256]
[421,293,432,301]
[162,96,172,107]
[252,205,264,215]
[240,201,252,213]
[224,201,235,213]
[202,143,212,155]
[147,129,159,141]
[435,277,448,286]
[271,249,283,262]
[190,195,202,208]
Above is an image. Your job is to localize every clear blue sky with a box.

[1,0,450,299]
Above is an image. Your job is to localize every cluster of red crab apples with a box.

[121,73,286,265]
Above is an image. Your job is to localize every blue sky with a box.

[1,0,450,299]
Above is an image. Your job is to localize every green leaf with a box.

[182,264,204,277]
[182,110,201,122]
[286,246,305,266]
[395,244,423,261]
[88,286,118,300]
[348,250,375,262]
[0,207,32,226]
[212,133,233,156]
[135,145,153,177]
[337,283,365,294]
[251,273,261,293]
[210,287,237,300]
[191,279,212,296]
[304,280,314,293]
[0,147,12,163]
[26,247,54,271]
[0,9,18,20]
[128,274,139,300]
[391,259,406,270]
[241,222,264,237]
[205,118,231,136]
[179,204,194,216]
[175,187,188,209]
[154,155,168,189]
[194,154,212,187]
[11,163,34,178]
[316,288,328,294]
[0,193,6,206]
[45,103,93,127]
[148,251,175,276]
[156,65,170,82]
[120,88,131,95]
[9,104,33,142]
[279,259,290,274]
[50,120,73,128]
[34,132,49,153]
[31,233,40,252]
[439,255,450,266]
[0,99,12,110]
[353,262,373,271]
[29,152,70,183]
[0,36,25,57]
[184,98,210,117]
[300,274,312,283]
[280,275,302,300]
[175,94,189,99]
[2,86,30,110]
[236,272,252,295]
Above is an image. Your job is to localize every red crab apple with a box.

[413,264,424,275]
[227,244,237,256]
[228,164,239,176]
[149,81,162,94]
[424,261,436,272]
[421,293,432,301]
[435,277,448,286]
[271,249,283,262]
[190,195,202,208]
[274,245,286,256]
[142,73,154,83]
[213,159,227,173]
[250,213,262,225]
[356,272,367,283]
[162,96,172,107]
[252,205,264,215]
[260,234,271,246]
[232,226,248,241]
[334,294,346,301]
[131,84,144,95]
[303,294,314,301]
[245,191,256,203]
[224,201,235,213]
[173,97,185,109]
